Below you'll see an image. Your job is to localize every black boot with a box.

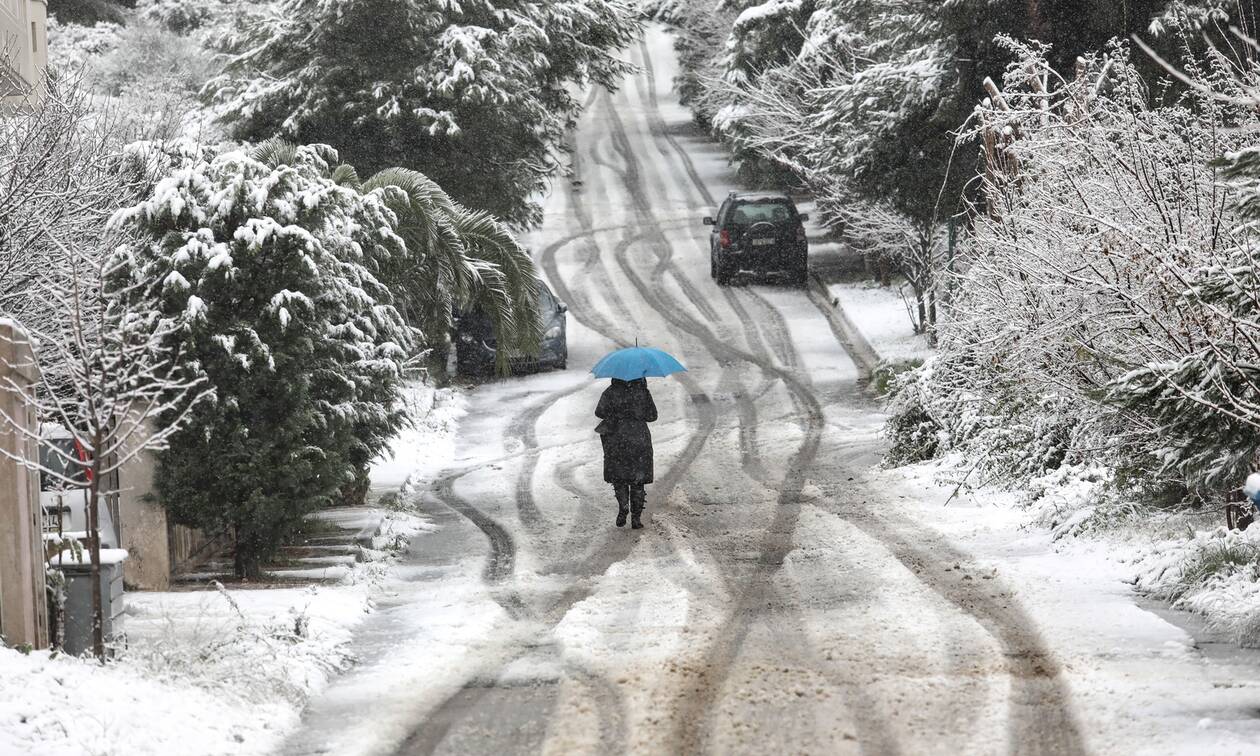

[630,485,646,530]
[614,485,629,528]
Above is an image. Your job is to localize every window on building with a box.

[31,21,37,53]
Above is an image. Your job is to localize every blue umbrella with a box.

[592,345,687,380]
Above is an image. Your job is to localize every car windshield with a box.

[729,201,795,227]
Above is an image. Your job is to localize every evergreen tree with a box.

[204,0,640,228]
[111,140,412,577]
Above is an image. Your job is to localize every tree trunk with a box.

[914,284,928,335]
[427,342,451,387]
[233,527,262,580]
[1027,0,1044,40]
[87,455,105,661]
[927,286,939,346]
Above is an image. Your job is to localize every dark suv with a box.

[454,282,568,377]
[704,191,809,286]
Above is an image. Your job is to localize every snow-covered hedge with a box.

[887,37,1260,502]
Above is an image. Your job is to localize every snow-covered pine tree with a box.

[110,140,412,577]
[204,0,640,228]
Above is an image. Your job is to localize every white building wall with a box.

[1,0,46,101]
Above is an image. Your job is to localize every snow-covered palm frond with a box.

[448,207,543,364]
[248,137,302,170]
[361,167,542,370]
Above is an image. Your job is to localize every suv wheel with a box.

[714,254,733,286]
[791,263,809,288]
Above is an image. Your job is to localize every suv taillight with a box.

[796,224,806,242]
[719,229,731,248]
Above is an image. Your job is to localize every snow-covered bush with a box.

[883,360,947,466]
[1109,140,1260,489]
[92,23,219,100]
[1132,525,1260,646]
[125,584,354,705]
[137,0,219,32]
[47,15,223,140]
[889,37,1259,500]
[110,140,413,577]
[46,16,122,72]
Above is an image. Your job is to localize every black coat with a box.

[595,378,658,484]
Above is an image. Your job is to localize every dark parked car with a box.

[454,282,568,377]
[704,191,809,286]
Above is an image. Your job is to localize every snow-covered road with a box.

[275,27,1260,756]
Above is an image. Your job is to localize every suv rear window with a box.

[727,201,796,227]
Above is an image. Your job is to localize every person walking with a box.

[595,377,658,529]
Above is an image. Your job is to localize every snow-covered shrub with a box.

[124,584,355,706]
[79,22,222,137]
[883,360,946,465]
[1132,526,1260,646]
[46,16,122,72]
[137,0,218,32]
[1108,140,1260,489]
[47,16,222,140]
[1023,463,1125,538]
[110,140,413,577]
[911,37,1257,498]
[92,23,219,99]
[638,0,691,21]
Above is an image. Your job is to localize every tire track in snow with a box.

[404,108,719,753]
[602,92,828,752]
[631,38,964,753]
[430,475,529,620]
[632,35,1085,755]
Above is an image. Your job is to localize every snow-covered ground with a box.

[0,543,406,756]
[826,257,1260,748]
[882,459,1260,752]
[0,381,461,756]
[828,281,932,364]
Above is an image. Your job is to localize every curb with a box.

[805,270,882,382]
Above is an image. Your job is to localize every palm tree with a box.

[250,140,542,374]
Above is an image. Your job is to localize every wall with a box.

[116,447,172,591]
[0,0,45,103]
[0,321,49,649]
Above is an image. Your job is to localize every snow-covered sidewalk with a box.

[882,459,1260,751]
[824,272,1260,747]
[0,383,464,756]
[826,281,932,365]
